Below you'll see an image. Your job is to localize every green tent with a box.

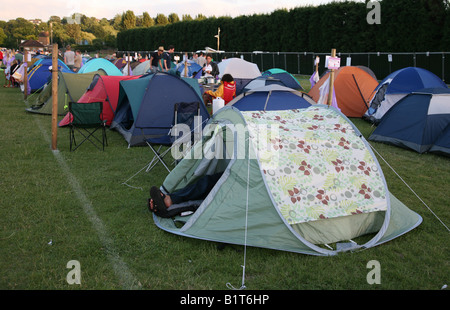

[26,70,106,115]
[153,105,422,256]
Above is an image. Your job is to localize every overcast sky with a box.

[0,0,362,21]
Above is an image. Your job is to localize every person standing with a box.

[73,50,82,72]
[163,45,174,71]
[149,46,164,73]
[64,45,75,70]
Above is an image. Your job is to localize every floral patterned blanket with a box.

[241,106,388,225]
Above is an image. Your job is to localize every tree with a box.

[121,10,136,30]
[0,28,6,46]
[168,13,180,24]
[142,12,154,27]
[182,14,193,21]
[155,13,169,25]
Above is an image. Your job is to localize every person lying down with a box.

[148,172,222,218]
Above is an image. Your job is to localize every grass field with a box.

[0,71,448,292]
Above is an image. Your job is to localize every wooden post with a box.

[51,44,58,151]
[127,52,131,76]
[23,50,28,100]
[327,49,336,107]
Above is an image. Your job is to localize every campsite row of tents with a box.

[307,66,450,157]
[22,56,432,256]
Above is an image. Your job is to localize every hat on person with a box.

[158,46,164,51]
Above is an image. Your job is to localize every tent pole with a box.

[51,44,58,151]
[327,49,336,107]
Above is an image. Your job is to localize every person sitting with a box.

[202,73,236,106]
[148,172,223,218]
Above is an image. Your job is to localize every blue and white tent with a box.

[27,58,72,92]
[369,88,450,154]
[227,85,314,111]
[364,67,448,124]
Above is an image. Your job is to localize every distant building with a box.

[28,19,42,25]
[38,31,50,46]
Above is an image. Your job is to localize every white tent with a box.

[217,58,261,79]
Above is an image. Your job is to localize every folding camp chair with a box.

[141,101,203,173]
[69,101,108,151]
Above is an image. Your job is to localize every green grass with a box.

[0,71,448,291]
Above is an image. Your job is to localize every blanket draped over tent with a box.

[154,105,422,256]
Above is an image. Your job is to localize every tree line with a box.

[117,0,450,53]
[0,11,207,50]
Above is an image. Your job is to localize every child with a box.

[202,73,236,106]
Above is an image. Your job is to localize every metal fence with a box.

[118,50,450,83]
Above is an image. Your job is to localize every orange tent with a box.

[308,66,378,117]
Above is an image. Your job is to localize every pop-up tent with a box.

[153,105,422,255]
[59,74,140,127]
[78,58,123,76]
[228,84,315,111]
[26,71,104,115]
[364,67,448,124]
[369,88,450,154]
[111,72,210,147]
[262,68,303,91]
[218,58,261,94]
[308,66,379,117]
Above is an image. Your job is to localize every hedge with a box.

[117,0,449,53]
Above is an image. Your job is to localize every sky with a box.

[0,0,359,22]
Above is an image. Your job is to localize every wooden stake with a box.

[327,48,336,107]
[23,50,28,100]
[51,44,58,151]
[127,52,131,76]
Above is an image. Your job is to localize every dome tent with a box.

[364,67,448,124]
[308,66,379,118]
[153,105,422,255]
[369,88,450,155]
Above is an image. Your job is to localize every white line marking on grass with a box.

[31,113,141,289]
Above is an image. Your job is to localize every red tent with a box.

[59,75,140,127]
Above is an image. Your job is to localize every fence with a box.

[117,50,450,83]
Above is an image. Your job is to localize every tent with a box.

[27,58,72,92]
[153,105,422,255]
[59,74,140,127]
[132,60,151,76]
[240,76,295,95]
[26,71,104,115]
[262,68,303,91]
[308,66,379,118]
[217,58,261,94]
[429,124,450,156]
[177,60,202,78]
[111,72,210,147]
[369,88,450,154]
[78,58,123,76]
[228,84,315,111]
[112,58,128,70]
[364,67,448,124]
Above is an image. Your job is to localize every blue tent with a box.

[369,88,450,154]
[227,85,314,111]
[429,124,450,156]
[262,68,303,91]
[77,58,123,76]
[177,60,202,78]
[27,58,72,92]
[111,72,210,147]
[364,67,448,124]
